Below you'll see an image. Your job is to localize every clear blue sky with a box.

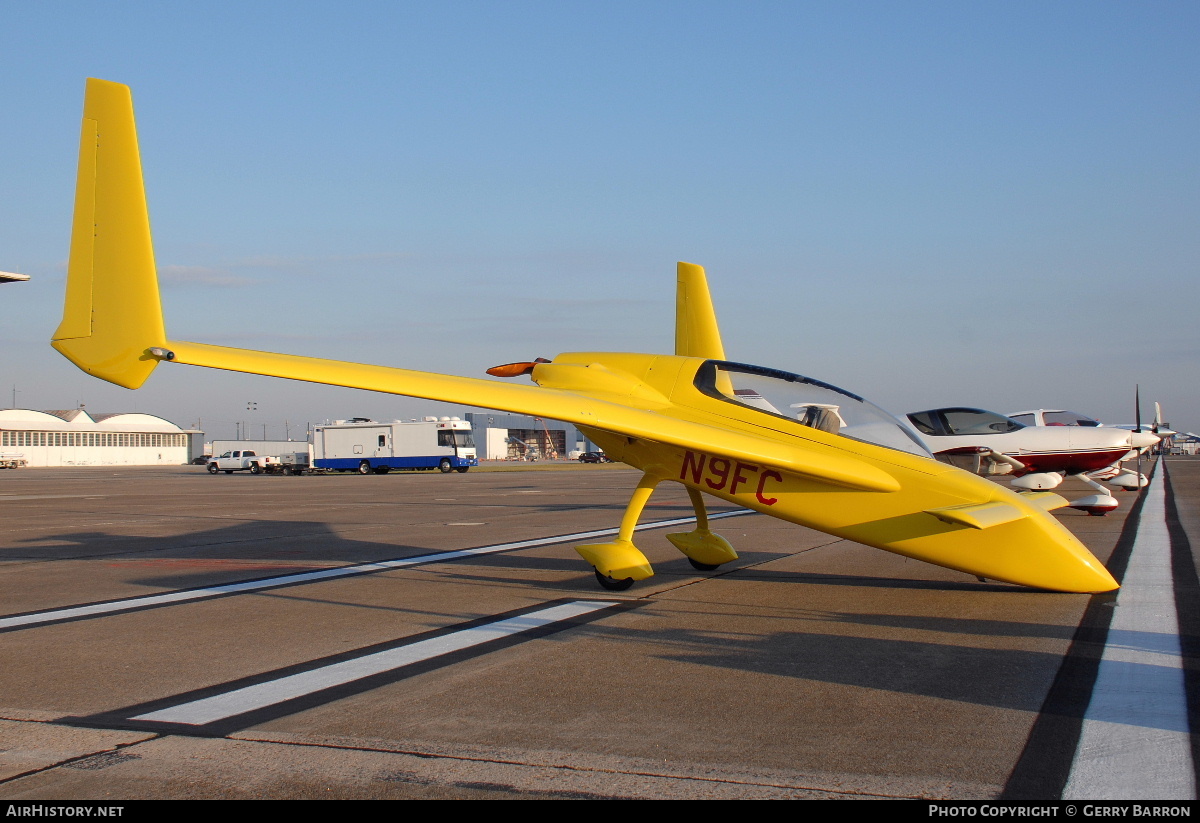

[2,1,1197,440]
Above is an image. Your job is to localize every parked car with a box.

[577,452,611,463]
[206,449,282,475]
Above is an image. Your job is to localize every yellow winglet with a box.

[924,501,1026,530]
[51,78,166,389]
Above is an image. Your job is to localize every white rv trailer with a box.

[313,417,477,474]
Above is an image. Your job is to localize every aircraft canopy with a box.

[908,407,1024,437]
[697,361,932,458]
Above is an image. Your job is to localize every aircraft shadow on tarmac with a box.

[556,621,1184,729]
[7,496,728,591]
[12,520,490,587]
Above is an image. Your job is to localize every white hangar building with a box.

[463,412,597,460]
[0,409,203,467]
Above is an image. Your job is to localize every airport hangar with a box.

[0,408,204,467]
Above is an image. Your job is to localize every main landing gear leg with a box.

[667,486,738,571]
[576,473,659,591]
[1067,473,1120,517]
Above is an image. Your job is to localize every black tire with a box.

[282,466,293,476]
[207,463,219,474]
[687,557,720,571]
[358,461,372,475]
[250,463,261,475]
[594,569,635,591]
[439,458,452,473]
[456,466,469,473]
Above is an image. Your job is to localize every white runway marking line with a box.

[1063,472,1195,800]
[131,600,613,726]
[0,509,750,631]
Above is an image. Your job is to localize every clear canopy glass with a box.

[1042,410,1101,427]
[908,407,1024,437]
[695,361,931,457]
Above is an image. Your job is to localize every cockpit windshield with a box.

[907,407,1024,436]
[695,361,931,457]
[1010,410,1100,427]
[1044,410,1101,427]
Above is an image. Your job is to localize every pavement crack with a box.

[225,733,903,797]
[0,733,162,786]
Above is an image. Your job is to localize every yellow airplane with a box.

[53,79,1119,594]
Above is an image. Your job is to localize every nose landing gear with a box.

[576,474,736,590]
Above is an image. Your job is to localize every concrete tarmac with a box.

[0,458,1196,799]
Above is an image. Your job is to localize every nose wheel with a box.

[594,569,635,591]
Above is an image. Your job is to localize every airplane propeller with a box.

[1135,385,1144,490]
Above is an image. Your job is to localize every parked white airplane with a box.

[906,406,1145,515]
[1007,408,1169,446]
[1008,403,1170,490]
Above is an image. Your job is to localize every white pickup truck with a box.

[206,450,281,475]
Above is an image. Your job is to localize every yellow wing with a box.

[162,342,898,493]
[51,79,898,495]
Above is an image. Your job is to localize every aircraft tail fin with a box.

[675,262,726,359]
[51,78,167,389]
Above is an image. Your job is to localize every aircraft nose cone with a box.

[1130,431,1161,449]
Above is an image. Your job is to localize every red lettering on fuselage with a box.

[706,457,730,490]
[730,462,756,495]
[679,450,781,507]
[756,470,783,505]
[681,450,705,484]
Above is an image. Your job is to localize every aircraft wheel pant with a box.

[1067,472,1120,516]
[666,529,737,571]
[576,539,654,590]
[576,471,660,590]
[1011,472,1064,490]
[667,485,738,571]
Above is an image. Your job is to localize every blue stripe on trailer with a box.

[315,456,475,470]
